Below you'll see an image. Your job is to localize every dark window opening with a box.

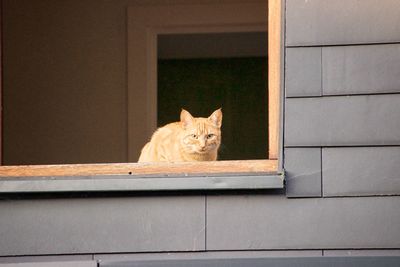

[157,32,268,160]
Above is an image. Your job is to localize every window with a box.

[0,0,283,192]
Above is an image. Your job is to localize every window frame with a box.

[0,0,284,193]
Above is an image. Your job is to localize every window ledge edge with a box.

[0,172,284,194]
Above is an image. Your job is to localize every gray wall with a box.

[284,0,400,197]
[283,0,400,256]
[1,0,400,265]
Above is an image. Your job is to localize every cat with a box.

[138,109,222,162]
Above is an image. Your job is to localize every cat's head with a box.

[179,109,222,155]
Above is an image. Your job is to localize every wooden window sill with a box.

[0,160,284,193]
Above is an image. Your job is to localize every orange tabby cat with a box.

[138,109,222,162]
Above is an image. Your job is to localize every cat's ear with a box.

[180,109,194,128]
[208,108,222,128]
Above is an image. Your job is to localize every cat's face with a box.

[180,109,222,155]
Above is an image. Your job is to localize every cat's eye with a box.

[206,134,215,139]
[191,134,198,139]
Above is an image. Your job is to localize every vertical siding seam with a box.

[205,195,207,251]
[320,47,323,96]
[320,147,324,197]
[319,45,323,205]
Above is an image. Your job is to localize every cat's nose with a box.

[199,141,206,149]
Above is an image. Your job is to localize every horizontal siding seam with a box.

[285,92,400,99]
[284,145,400,148]
[322,195,400,199]
[285,41,400,48]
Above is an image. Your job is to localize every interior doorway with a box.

[127,2,268,161]
[157,32,268,160]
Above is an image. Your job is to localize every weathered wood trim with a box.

[0,160,278,177]
[268,0,282,159]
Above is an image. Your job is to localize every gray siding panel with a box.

[0,197,205,256]
[99,257,400,267]
[0,255,93,264]
[285,94,400,146]
[324,250,400,257]
[323,44,400,95]
[286,47,321,97]
[0,262,96,267]
[95,251,322,262]
[285,148,321,197]
[323,147,400,197]
[286,0,400,46]
[207,195,400,250]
